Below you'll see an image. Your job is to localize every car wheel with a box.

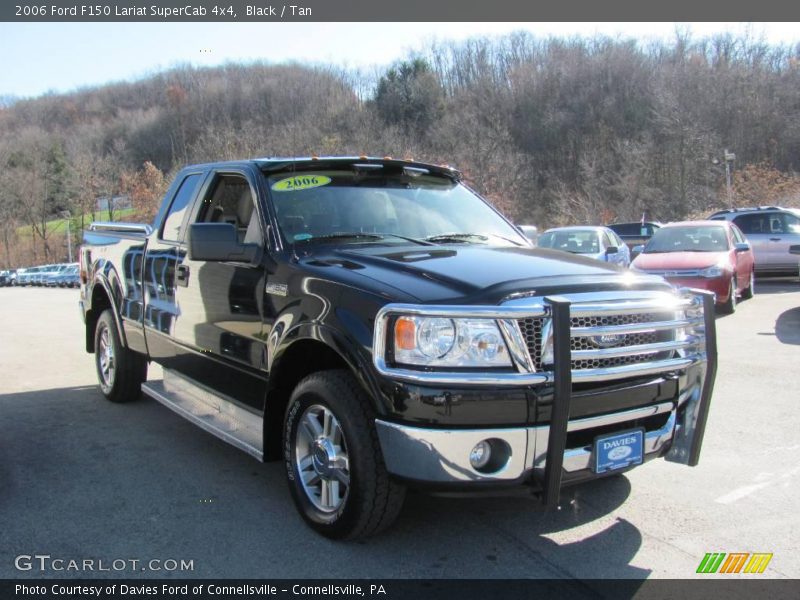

[94,309,147,403]
[720,276,737,314]
[283,370,406,540]
[741,269,755,300]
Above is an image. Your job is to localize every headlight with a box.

[393,316,511,367]
[699,265,724,278]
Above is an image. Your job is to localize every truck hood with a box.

[300,244,670,304]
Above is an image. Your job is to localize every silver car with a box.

[709,207,800,276]
[536,226,631,267]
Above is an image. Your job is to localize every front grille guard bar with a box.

[373,291,706,386]
[372,289,718,506]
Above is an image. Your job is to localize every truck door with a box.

[142,171,205,360]
[168,170,269,413]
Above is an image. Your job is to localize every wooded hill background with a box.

[2,30,800,267]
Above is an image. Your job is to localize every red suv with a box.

[630,220,755,313]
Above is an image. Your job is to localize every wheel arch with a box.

[85,275,127,353]
[262,326,383,461]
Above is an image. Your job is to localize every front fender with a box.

[270,321,388,416]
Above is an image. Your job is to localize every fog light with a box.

[470,441,492,470]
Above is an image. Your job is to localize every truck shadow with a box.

[1,385,648,583]
[775,307,800,345]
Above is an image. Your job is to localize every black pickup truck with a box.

[80,157,716,539]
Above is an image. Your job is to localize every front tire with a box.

[719,276,737,314]
[741,269,755,300]
[283,370,405,540]
[94,309,147,403]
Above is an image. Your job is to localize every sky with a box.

[0,22,798,99]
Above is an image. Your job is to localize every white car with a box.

[536,226,631,267]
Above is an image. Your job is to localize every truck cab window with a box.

[197,174,262,246]
[161,174,202,242]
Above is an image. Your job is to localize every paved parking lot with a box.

[1,282,799,579]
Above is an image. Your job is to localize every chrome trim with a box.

[565,401,673,432]
[142,369,263,460]
[372,367,549,386]
[372,290,706,386]
[375,420,530,482]
[571,356,698,382]
[88,221,153,235]
[375,401,678,483]
[570,318,704,337]
[639,269,702,277]
[497,318,536,373]
[571,338,700,360]
[566,296,695,316]
[561,411,676,473]
[530,401,679,474]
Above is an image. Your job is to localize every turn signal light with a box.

[394,317,416,351]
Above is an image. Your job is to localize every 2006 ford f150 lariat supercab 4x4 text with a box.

[80,157,717,539]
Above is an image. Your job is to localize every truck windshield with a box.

[265,170,527,247]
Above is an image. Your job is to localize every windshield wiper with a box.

[424,232,523,246]
[297,232,433,246]
[424,233,487,244]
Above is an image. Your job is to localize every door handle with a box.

[176,264,190,287]
[769,237,782,242]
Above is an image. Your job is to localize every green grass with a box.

[16,208,136,237]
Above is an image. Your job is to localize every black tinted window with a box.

[161,174,202,242]
[733,213,772,235]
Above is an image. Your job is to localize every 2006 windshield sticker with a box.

[271,175,331,192]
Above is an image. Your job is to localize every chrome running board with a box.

[142,369,263,460]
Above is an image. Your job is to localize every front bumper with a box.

[376,386,685,486]
[373,292,717,504]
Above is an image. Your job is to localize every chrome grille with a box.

[518,311,676,371]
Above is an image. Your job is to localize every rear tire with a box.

[741,269,755,300]
[94,309,147,403]
[719,276,737,314]
[283,370,406,540]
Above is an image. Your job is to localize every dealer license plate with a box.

[594,429,644,474]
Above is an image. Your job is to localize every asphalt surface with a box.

[1,282,799,580]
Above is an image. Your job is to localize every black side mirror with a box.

[734,242,751,253]
[188,223,260,263]
[605,246,619,256]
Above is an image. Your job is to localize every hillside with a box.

[1,31,799,266]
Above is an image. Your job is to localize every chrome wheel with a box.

[97,324,116,392]
[294,404,350,513]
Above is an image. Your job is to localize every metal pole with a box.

[66,219,72,263]
[724,150,735,209]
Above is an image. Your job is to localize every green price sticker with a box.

[271,175,331,192]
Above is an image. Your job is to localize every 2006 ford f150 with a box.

[80,157,717,539]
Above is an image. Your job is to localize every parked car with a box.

[537,226,631,267]
[54,263,80,287]
[17,267,36,286]
[33,263,59,286]
[708,207,800,276]
[607,221,663,254]
[517,224,538,245]
[44,263,71,287]
[630,220,755,313]
[0,270,9,286]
